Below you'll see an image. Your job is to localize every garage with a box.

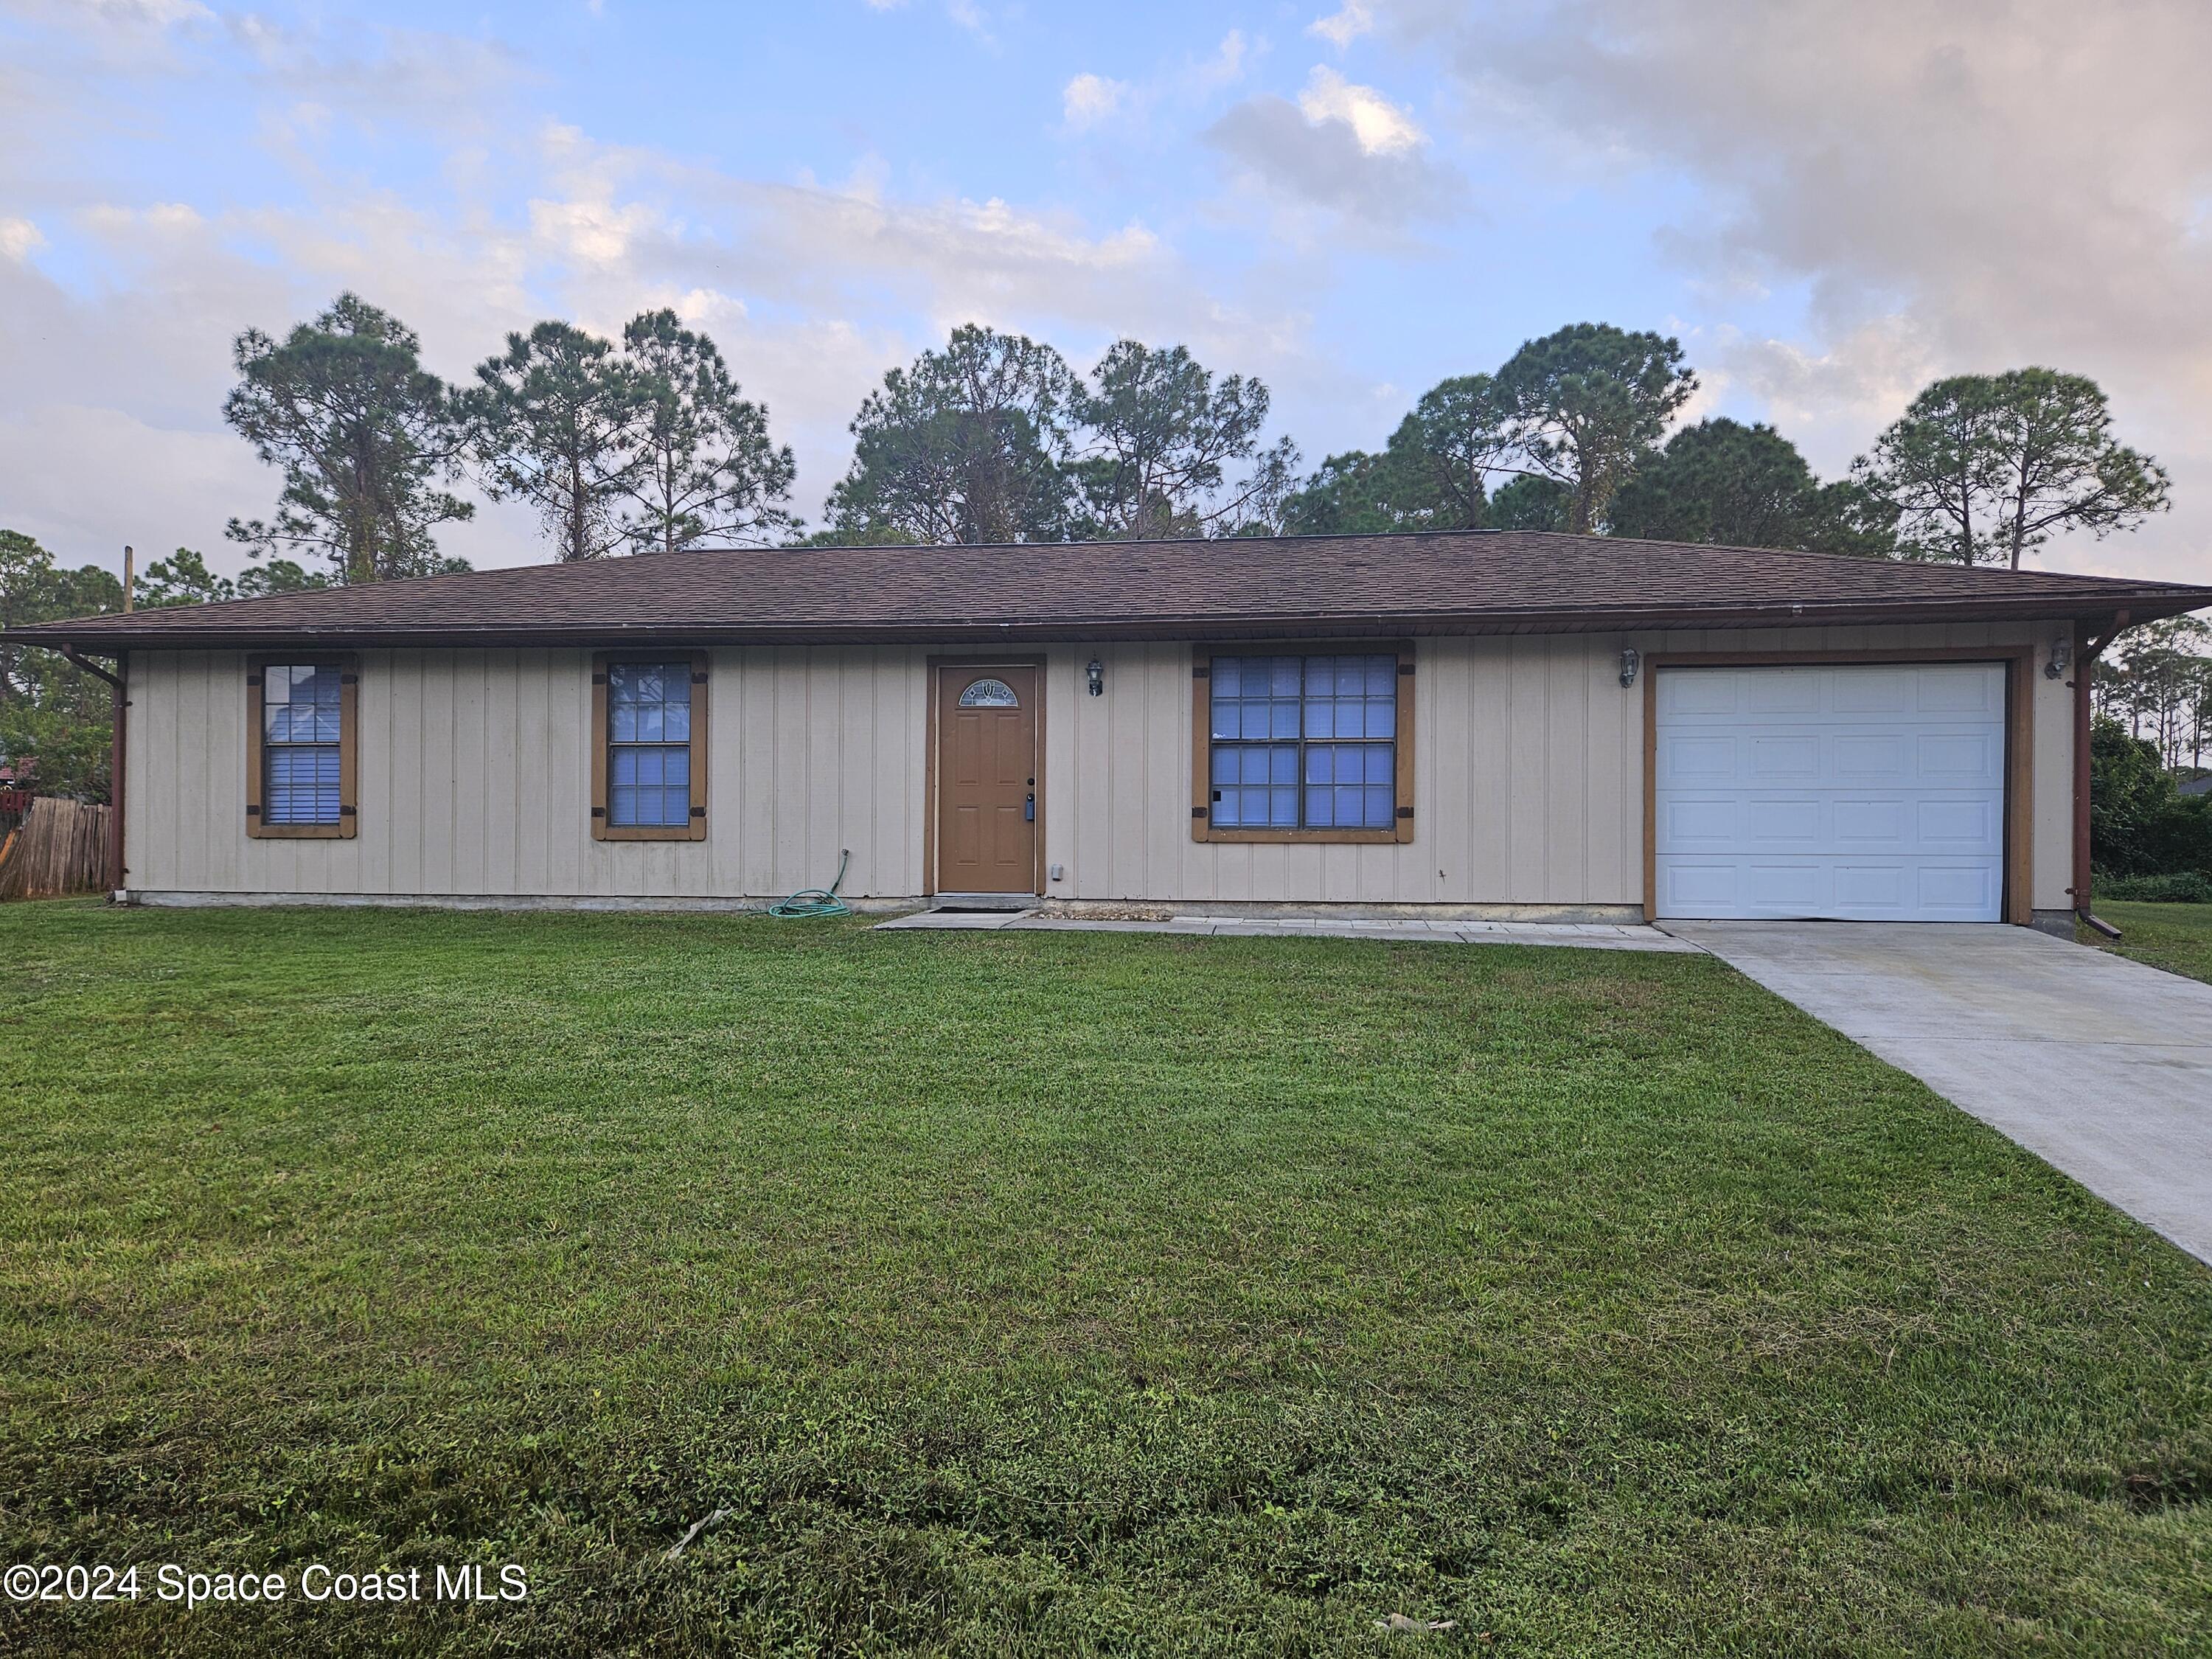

[1652,661,2008,922]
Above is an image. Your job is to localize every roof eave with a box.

[13,588,2205,653]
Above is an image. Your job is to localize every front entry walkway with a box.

[877,910,1699,953]
[1666,922,2212,1266]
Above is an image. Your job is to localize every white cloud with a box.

[1055,32,1251,142]
[1061,72,1128,131]
[859,0,992,41]
[99,0,211,21]
[1205,65,1454,230]
[0,75,1319,577]
[1192,29,1248,93]
[0,216,47,262]
[16,0,213,29]
[1307,3,1374,49]
[1713,320,1938,442]
[1360,0,2212,582]
[1295,66,1422,156]
[945,0,990,41]
[527,195,664,267]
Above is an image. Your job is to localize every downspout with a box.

[61,645,127,898]
[2071,612,2126,941]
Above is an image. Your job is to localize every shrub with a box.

[2092,718,2212,878]
[2098,870,2212,904]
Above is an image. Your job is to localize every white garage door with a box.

[1654,662,2007,922]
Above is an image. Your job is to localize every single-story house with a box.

[13,530,2210,931]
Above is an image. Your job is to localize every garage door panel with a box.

[1745,672,1822,714]
[1655,663,2006,922]
[1659,862,1739,908]
[1830,863,1912,910]
[1833,734,1910,778]
[1917,666,2003,714]
[1918,863,2000,914]
[1658,734,1737,782]
[1917,799,2001,849]
[1659,672,1739,717]
[1663,797,1742,845]
[1744,862,1824,909]
[1829,669,1916,714]
[1745,798,1823,844]
[1832,799,1908,845]
[1917,731,2000,782]
[1750,736,1821,777]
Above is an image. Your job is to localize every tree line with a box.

[214,294,798,582]
[1283,333,2171,570]
[173,295,2199,579]
[2096,616,2212,772]
[0,298,2197,807]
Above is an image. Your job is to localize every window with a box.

[592,653,708,841]
[246,657,357,839]
[1193,647,1413,843]
[957,677,1020,708]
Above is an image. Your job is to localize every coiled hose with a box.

[770,848,851,919]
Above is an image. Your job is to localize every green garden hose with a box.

[770,849,851,918]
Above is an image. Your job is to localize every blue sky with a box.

[4,0,2209,585]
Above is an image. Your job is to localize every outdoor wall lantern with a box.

[2045,641,2072,681]
[1086,658,1105,696]
[1618,647,1641,689]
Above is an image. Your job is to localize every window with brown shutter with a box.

[1191,644,1415,844]
[591,651,709,841]
[246,655,359,839]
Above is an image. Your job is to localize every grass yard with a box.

[2,902,2208,1658]
[2084,900,2212,986]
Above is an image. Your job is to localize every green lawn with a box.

[2084,900,2212,986]
[2,902,2208,1658]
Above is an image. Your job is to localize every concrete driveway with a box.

[1664,922,2212,1267]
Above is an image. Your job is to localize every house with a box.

[2182,774,2212,799]
[11,530,2210,930]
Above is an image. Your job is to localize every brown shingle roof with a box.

[11,530,2208,650]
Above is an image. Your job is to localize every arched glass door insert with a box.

[958,677,1020,708]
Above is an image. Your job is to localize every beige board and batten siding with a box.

[123,623,2074,911]
[1044,636,1640,908]
[1043,622,2070,912]
[125,647,929,900]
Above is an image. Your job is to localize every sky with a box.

[4,0,2211,588]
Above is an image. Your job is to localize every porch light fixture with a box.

[1618,647,1641,689]
[1086,658,1104,696]
[2045,640,2072,681]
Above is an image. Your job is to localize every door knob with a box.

[1024,793,1035,822]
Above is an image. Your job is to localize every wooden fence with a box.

[0,798,113,900]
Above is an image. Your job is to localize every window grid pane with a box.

[262,664,344,824]
[1210,654,1302,741]
[1209,653,1397,832]
[1304,741,1396,829]
[1210,741,1298,827]
[608,661,695,828]
[1301,654,1397,740]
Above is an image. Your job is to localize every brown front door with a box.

[935,664,1039,894]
